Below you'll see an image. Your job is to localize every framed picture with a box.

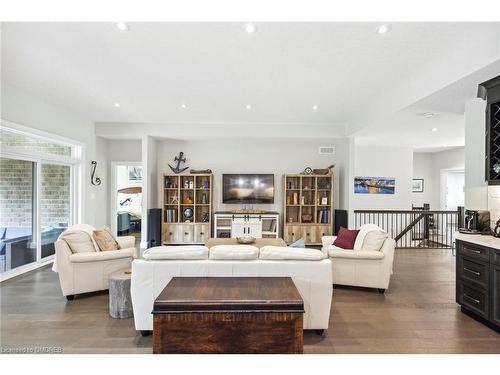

[354,177,395,194]
[412,178,424,193]
[127,166,143,183]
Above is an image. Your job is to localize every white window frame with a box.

[0,120,84,281]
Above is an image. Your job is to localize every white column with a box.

[464,98,487,209]
[140,135,158,253]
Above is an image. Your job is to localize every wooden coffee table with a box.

[152,277,304,354]
[205,237,286,248]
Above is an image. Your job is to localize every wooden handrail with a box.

[394,213,426,241]
[354,209,458,214]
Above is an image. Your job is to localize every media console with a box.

[213,211,280,239]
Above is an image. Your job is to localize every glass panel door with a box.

[40,163,71,259]
[0,157,36,273]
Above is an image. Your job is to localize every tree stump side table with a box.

[109,269,133,319]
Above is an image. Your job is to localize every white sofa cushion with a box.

[143,245,209,260]
[328,248,385,260]
[353,224,385,250]
[362,230,389,252]
[209,245,259,260]
[260,246,325,261]
[69,248,134,263]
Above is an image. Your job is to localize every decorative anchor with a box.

[168,152,189,174]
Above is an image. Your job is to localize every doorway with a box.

[444,170,465,211]
[110,162,143,242]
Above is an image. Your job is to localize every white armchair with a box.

[54,224,136,300]
[322,235,396,293]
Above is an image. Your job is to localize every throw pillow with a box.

[289,237,305,248]
[93,226,119,251]
[362,230,388,251]
[61,230,96,253]
[333,227,359,249]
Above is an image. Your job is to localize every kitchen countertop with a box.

[455,232,500,250]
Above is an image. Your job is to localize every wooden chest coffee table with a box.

[152,277,304,354]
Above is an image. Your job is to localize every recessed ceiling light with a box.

[245,23,256,33]
[181,103,187,109]
[443,144,449,147]
[114,102,120,108]
[115,22,130,32]
[432,127,438,132]
[376,24,391,34]
[246,104,252,110]
[312,105,319,111]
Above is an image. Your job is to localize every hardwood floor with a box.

[1,249,499,354]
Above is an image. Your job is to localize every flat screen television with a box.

[222,174,274,204]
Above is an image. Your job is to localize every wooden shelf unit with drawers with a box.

[162,174,213,245]
[283,174,334,245]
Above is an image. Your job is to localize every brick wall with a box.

[0,158,33,227]
[0,158,70,228]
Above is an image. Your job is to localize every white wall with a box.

[1,84,105,226]
[412,153,434,207]
[413,147,465,209]
[350,146,414,213]
[155,137,350,214]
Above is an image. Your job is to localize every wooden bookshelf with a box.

[283,173,334,245]
[162,174,212,244]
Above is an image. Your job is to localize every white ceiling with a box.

[2,22,500,144]
[356,60,500,152]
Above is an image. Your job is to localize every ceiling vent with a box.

[319,146,335,155]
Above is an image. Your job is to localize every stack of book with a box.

[164,208,178,223]
[317,209,329,224]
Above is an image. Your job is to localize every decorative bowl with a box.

[236,236,256,244]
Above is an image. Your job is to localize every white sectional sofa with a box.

[131,245,333,335]
[321,226,396,293]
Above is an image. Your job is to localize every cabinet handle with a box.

[322,233,325,236]
[169,232,173,235]
[200,232,204,235]
[465,248,481,254]
[292,233,295,236]
[463,267,480,276]
[243,227,246,234]
[463,293,481,305]
[184,232,189,235]
[306,233,310,236]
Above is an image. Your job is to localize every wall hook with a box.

[91,161,102,186]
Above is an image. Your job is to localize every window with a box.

[0,158,36,272]
[0,122,82,279]
[0,129,73,157]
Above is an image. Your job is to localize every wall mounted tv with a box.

[222,174,274,204]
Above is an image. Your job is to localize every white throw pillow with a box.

[60,230,96,253]
[362,230,389,252]
[259,246,325,261]
[143,245,209,260]
[209,245,259,260]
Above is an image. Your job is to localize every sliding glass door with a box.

[0,157,37,273]
[0,124,80,279]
